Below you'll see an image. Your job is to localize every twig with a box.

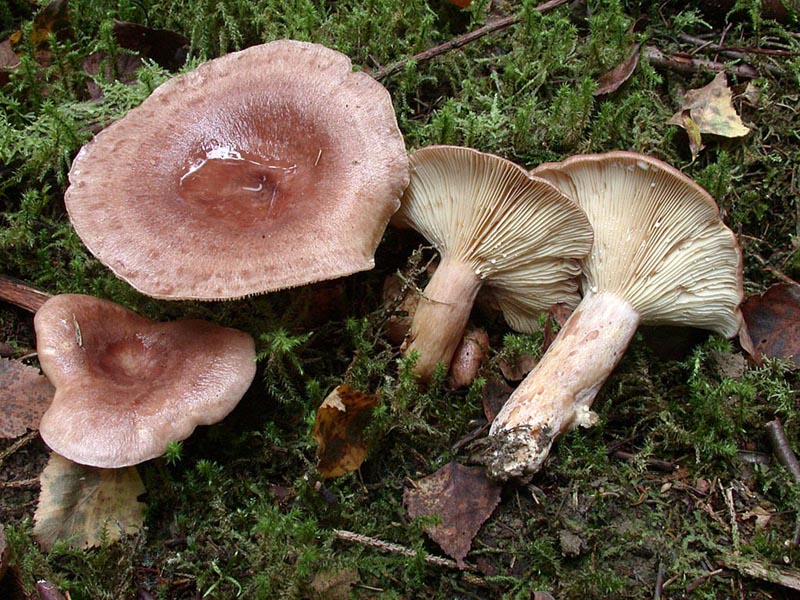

[0,477,39,489]
[643,45,760,79]
[0,274,51,313]
[685,568,725,593]
[611,450,676,472]
[0,430,39,468]
[679,33,793,75]
[653,561,665,599]
[333,528,473,572]
[372,0,569,80]
[764,418,800,484]
[750,253,799,286]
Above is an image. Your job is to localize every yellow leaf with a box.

[33,453,146,550]
[312,385,378,478]
[668,72,750,141]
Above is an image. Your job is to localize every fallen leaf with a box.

[741,283,800,366]
[8,0,72,49]
[668,72,750,157]
[403,462,501,567]
[482,375,513,424]
[313,385,378,478]
[594,43,641,96]
[0,358,54,438]
[542,303,573,353]
[0,40,20,86]
[111,20,189,71]
[678,109,705,160]
[309,568,360,600]
[33,453,146,551]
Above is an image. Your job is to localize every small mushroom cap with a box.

[66,40,409,300]
[533,151,745,338]
[392,145,593,332]
[35,294,257,468]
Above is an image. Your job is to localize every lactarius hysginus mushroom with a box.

[65,40,409,300]
[486,151,750,481]
[34,294,257,468]
[391,146,594,380]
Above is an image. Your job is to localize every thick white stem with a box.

[486,290,640,480]
[403,257,482,381]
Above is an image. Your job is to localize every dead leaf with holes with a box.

[33,453,146,551]
[0,358,54,438]
[312,385,379,478]
[667,72,751,159]
[403,462,501,567]
[741,283,800,366]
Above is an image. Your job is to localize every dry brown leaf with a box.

[313,385,378,478]
[741,283,800,366]
[668,72,750,158]
[403,462,501,567]
[594,43,641,96]
[33,453,146,551]
[0,358,54,438]
[482,375,513,424]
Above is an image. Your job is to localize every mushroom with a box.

[485,151,750,480]
[65,40,409,300]
[34,294,257,468]
[391,145,594,380]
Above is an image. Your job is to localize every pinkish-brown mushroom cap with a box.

[65,40,409,300]
[35,294,257,468]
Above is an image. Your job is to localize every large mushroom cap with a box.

[66,40,409,300]
[35,294,257,468]
[533,151,745,338]
[393,145,593,333]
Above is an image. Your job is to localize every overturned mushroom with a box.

[486,151,749,480]
[35,294,256,468]
[391,146,593,380]
[66,40,409,300]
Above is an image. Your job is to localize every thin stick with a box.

[750,253,799,286]
[653,561,665,599]
[765,418,800,484]
[0,477,39,489]
[643,45,760,79]
[373,0,569,80]
[0,430,39,468]
[678,33,789,75]
[333,529,468,571]
[0,275,51,313]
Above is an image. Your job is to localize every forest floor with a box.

[1,0,800,598]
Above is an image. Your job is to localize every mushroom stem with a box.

[403,257,482,380]
[486,290,641,480]
[0,275,52,313]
